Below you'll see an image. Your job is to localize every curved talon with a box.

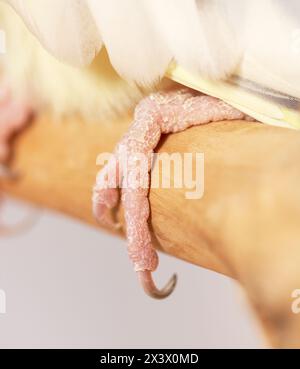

[137,271,177,300]
[0,164,18,180]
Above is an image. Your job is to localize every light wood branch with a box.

[3,114,300,348]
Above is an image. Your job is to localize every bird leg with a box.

[93,88,247,299]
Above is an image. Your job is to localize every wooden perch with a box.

[2,114,300,348]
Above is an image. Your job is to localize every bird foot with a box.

[93,88,247,299]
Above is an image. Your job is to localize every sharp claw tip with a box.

[138,270,177,300]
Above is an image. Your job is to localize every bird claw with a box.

[93,88,246,299]
[137,271,177,300]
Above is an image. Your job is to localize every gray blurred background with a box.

[0,198,263,348]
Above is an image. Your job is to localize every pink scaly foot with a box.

[93,88,248,299]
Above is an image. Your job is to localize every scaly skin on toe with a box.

[93,88,247,299]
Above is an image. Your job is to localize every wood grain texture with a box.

[2,114,300,348]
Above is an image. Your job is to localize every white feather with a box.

[143,0,241,80]
[2,0,300,97]
[87,0,241,82]
[3,0,242,84]
[3,0,102,67]
[87,0,172,85]
[237,0,300,99]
